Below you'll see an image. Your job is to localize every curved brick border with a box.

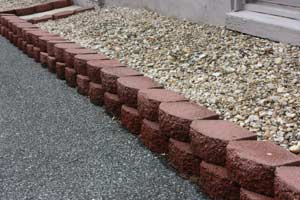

[1,8,300,200]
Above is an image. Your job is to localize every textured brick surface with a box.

[88,82,104,106]
[117,76,161,108]
[101,67,142,94]
[190,120,256,165]
[39,36,65,53]
[121,105,142,135]
[15,6,35,16]
[87,59,126,84]
[199,162,240,200]
[138,89,186,121]
[26,44,34,57]
[65,67,77,88]
[104,92,122,118]
[40,52,48,68]
[64,48,96,68]
[240,189,274,200]
[140,119,169,154]
[74,54,108,76]
[227,141,300,197]
[168,139,200,178]
[47,40,72,56]
[52,0,72,9]
[159,102,219,142]
[54,43,82,62]
[47,56,56,73]
[56,62,66,80]
[16,24,37,36]
[33,47,40,62]
[275,166,300,200]
[76,75,90,96]
[35,2,53,13]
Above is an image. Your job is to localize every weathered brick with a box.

[121,105,142,135]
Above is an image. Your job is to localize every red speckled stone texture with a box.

[74,54,108,76]
[190,120,257,166]
[26,44,34,57]
[88,82,104,106]
[54,43,82,62]
[87,59,126,84]
[56,62,66,80]
[137,89,187,122]
[101,67,142,94]
[140,119,169,154]
[168,138,200,178]
[227,141,300,197]
[35,2,53,13]
[76,75,90,96]
[33,47,40,62]
[65,67,77,88]
[40,52,48,68]
[240,188,274,200]
[47,56,56,73]
[275,166,300,200]
[121,105,142,135]
[39,36,65,53]
[117,76,162,108]
[159,102,219,142]
[47,40,73,56]
[199,161,240,200]
[104,92,122,118]
[64,48,96,68]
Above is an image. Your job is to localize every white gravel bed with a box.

[0,0,51,12]
[38,7,300,152]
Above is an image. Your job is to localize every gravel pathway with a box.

[38,7,300,152]
[0,36,209,200]
[0,0,52,11]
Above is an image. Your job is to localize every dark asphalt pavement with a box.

[0,36,210,200]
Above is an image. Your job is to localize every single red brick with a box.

[88,82,104,106]
[47,40,73,56]
[52,0,72,9]
[240,188,274,200]
[40,52,48,68]
[159,102,219,142]
[190,120,257,166]
[140,119,169,154]
[227,141,300,197]
[17,37,23,50]
[53,11,74,20]
[22,40,27,53]
[21,27,38,41]
[199,161,240,200]
[74,6,95,14]
[26,44,34,57]
[275,166,300,200]
[56,62,66,80]
[168,138,200,178]
[117,76,162,108]
[47,56,56,73]
[54,43,82,62]
[33,47,40,62]
[104,92,122,118]
[87,59,126,84]
[137,89,186,122]
[76,75,90,96]
[31,15,53,24]
[101,67,142,94]
[39,36,65,53]
[121,105,142,135]
[15,6,35,16]
[74,54,108,75]
[35,2,53,13]
[12,34,18,45]
[64,48,97,68]
[65,67,77,88]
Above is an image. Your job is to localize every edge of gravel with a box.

[1,3,300,199]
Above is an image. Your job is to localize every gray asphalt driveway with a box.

[0,36,209,200]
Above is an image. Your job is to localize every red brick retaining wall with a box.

[0,7,299,200]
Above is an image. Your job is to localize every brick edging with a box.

[0,7,299,200]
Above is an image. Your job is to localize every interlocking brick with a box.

[65,67,77,87]
[54,43,82,62]
[64,48,97,68]
[39,36,65,53]
[76,75,90,96]
[47,56,56,73]
[104,92,122,118]
[88,82,104,106]
[121,105,142,135]
[74,54,108,75]
[56,62,66,80]
[40,52,48,68]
